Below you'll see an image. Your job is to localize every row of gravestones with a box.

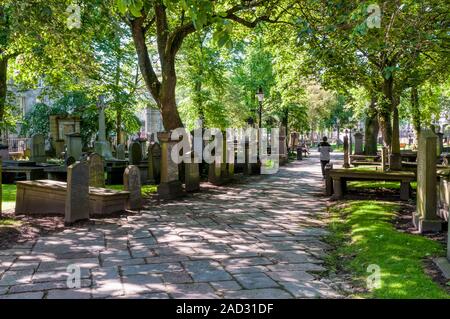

[65,161,142,225]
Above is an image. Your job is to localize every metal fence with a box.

[7,138,30,153]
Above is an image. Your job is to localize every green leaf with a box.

[116,0,128,15]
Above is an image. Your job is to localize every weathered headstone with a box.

[88,153,105,188]
[30,134,46,163]
[124,165,142,210]
[94,98,113,159]
[65,161,90,225]
[414,129,442,232]
[116,144,125,160]
[243,141,253,176]
[436,132,444,156]
[129,142,142,165]
[157,132,184,199]
[354,132,364,155]
[65,132,82,160]
[147,143,156,184]
[150,142,161,183]
[381,147,388,172]
[343,135,350,168]
[279,126,288,165]
[185,153,200,192]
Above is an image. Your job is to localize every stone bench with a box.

[327,169,416,200]
[15,180,130,216]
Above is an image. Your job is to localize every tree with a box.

[116,0,289,130]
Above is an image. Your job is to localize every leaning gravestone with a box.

[65,161,90,225]
[116,144,125,160]
[129,142,142,165]
[414,129,442,232]
[88,153,105,188]
[30,134,46,163]
[124,165,142,210]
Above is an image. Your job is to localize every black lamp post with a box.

[255,86,264,129]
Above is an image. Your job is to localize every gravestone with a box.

[124,165,142,210]
[147,143,155,184]
[150,142,161,183]
[94,99,113,159]
[185,154,200,192]
[343,135,350,168]
[157,132,184,199]
[381,147,388,172]
[129,142,142,165]
[65,132,82,160]
[414,129,442,232]
[436,132,444,156]
[0,157,2,213]
[88,153,105,188]
[279,126,288,165]
[354,132,364,155]
[65,161,90,225]
[116,144,125,160]
[30,134,46,163]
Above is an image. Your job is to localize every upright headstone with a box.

[147,143,155,184]
[436,132,444,156]
[124,165,142,210]
[185,152,200,192]
[343,135,350,168]
[65,161,90,225]
[65,132,82,160]
[129,142,142,165]
[116,144,125,160]
[157,132,184,199]
[414,129,442,232]
[381,147,388,172]
[94,98,113,159]
[88,153,105,188]
[150,142,161,183]
[30,134,46,163]
[354,132,364,155]
[0,157,2,213]
[243,141,253,176]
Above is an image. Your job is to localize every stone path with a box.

[0,154,341,299]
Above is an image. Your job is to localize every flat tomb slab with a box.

[15,180,130,216]
[329,169,415,181]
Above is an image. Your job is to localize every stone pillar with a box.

[325,163,333,196]
[65,162,90,225]
[88,153,105,188]
[157,132,184,199]
[414,129,442,232]
[381,147,388,172]
[354,132,364,155]
[436,132,444,156]
[124,165,142,210]
[94,104,113,159]
[343,135,350,168]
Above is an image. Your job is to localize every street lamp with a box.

[255,86,264,129]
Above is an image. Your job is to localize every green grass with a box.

[326,200,449,298]
[348,181,417,191]
[106,184,157,196]
[1,184,17,211]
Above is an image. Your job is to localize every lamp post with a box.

[255,86,264,129]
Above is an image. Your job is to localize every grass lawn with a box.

[106,184,157,196]
[326,200,449,298]
[348,180,417,191]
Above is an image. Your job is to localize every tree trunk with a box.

[0,58,7,127]
[410,86,421,139]
[364,98,379,155]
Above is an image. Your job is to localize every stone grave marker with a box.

[129,142,142,165]
[30,134,46,163]
[65,161,90,225]
[147,143,155,184]
[354,132,364,155]
[157,132,184,199]
[66,132,82,160]
[415,129,442,232]
[343,135,350,168]
[116,144,125,160]
[124,165,142,210]
[88,153,105,188]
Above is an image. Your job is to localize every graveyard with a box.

[0,1,449,302]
